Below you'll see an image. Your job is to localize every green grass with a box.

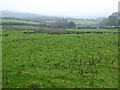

[1,19,41,25]
[0,19,43,26]
[2,29,118,88]
[73,20,99,25]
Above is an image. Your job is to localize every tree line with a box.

[98,12,119,27]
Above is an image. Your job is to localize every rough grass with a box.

[2,30,118,88]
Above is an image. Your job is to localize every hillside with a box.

[1,11,62,22]
[1,11,44,18]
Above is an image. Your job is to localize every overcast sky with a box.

[1,0,119,18]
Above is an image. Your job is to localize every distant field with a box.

[44,21,56,23]
[2,29,118,88]
[1,19,41,25]
[1,19,99,26]
[1,19,40,24]
[73,20,99,25]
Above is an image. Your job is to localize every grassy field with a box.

[1,19,41,25]
[2,29,118,88]
[73,20,99,25]
[1,19,99,26]
[1,19,42,27]
[44,21,57,23]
